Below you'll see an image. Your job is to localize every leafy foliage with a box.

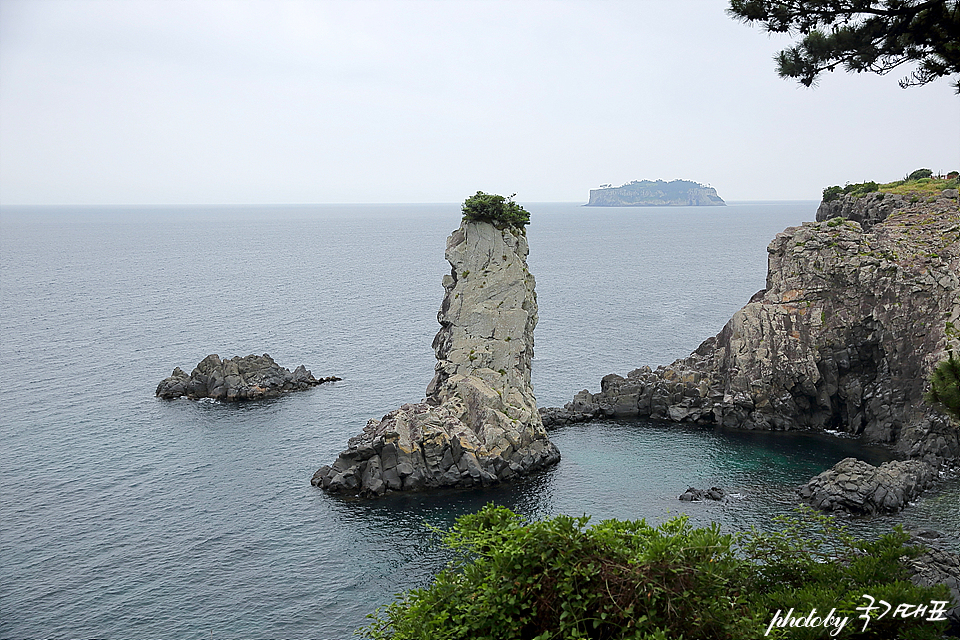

[361,504,952,639]
[908,168,934,181]
[926,350,960,421]
[727,0,960,92]
[462,191,531,229]
[822,181,879,201]
[739,507,950,639]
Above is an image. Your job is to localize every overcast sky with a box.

[1,0,957,205]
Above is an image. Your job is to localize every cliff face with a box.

[587,179,725,207]
[546,191,959,462]
[313,220,560,497]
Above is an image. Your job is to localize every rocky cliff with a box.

[544,190,959,487]
[586,179,725,206]
[313,220,560,497]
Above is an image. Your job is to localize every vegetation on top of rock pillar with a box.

[461,191,530,229]
[926,350,960,422]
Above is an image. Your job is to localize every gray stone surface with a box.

[313,220,560,497]
[156,353,339,401]
[798,457,938,514]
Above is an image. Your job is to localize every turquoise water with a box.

[2,202,956,639]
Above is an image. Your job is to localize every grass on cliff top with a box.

[823,175,959,202]
[880,176,960,196]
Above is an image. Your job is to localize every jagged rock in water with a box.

[313,220,560,497]
[156,353,339,401]
[678,486,725,502]
[798,457,938,514]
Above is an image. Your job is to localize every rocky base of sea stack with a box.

[798,457,939,515]
[311,400,560,497]
[156,353,340,401]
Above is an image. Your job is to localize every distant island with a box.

[586,179,725,206]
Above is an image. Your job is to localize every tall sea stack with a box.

[312,218,560,497]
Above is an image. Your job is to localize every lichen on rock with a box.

[313,218,560,497]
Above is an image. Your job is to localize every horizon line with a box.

[0,198,820,208]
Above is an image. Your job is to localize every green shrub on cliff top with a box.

[361,504,951,639]
[822,181,879,202]
[462,191,530,228]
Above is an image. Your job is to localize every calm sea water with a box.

[2,202,957,639]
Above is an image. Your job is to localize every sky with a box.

[0,0,957,205]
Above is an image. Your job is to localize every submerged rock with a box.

[678,486,726,502]
[156,353,339,401]
[313,219,560,497]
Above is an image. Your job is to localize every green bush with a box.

[821,182,878,202]
[907,168,934,181]
[362,506,755,639]
[847,181,879,197]
[738,507,949,639]
[462,191,530,228]
[926,350,960,422]
[361,505,952,639]
[823,185,844,202]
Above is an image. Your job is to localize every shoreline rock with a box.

[156,353,339,401]
[313,219,560,498]
[798,457,938,515]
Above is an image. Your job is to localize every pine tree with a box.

[727,0,960,92]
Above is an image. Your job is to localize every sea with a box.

[2,201,958,639]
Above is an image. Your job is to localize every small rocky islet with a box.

[586,179,725,206]
[156,353,340,401]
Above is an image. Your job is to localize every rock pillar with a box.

[312,220,560,497]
